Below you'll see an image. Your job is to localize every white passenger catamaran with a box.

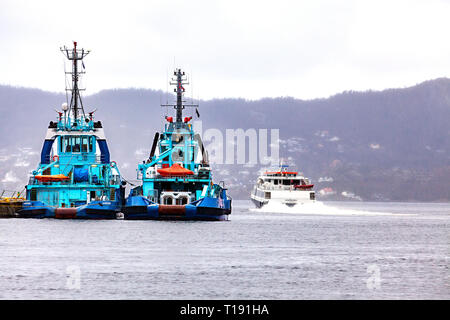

[251,165,316,208]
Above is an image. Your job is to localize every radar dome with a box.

[61,102,68,111]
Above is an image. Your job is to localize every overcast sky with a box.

[1,0,449,100]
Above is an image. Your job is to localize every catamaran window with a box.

[293,180,300,185]
[274,179,278,185]
[283,179,290,185]
[81,137,89,153]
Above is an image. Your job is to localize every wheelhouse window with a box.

[81,137,88,152]
[72,137,81,152]
[60,137,67,152]
[89,136,94,152]
[60,136,92,153]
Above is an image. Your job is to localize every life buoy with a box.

[110,161,117,168]
[52,155,59,162]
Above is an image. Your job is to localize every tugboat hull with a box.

[123,196,231,221]
[17,201,120,219]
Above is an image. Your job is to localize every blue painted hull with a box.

[17,201,120,219]
[123,196,231,221]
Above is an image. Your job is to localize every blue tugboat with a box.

[123,69,232,220]
[18,42,124,219]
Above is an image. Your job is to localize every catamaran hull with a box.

[17,201,120,219]
[251,197,267,208]
[123,196,231,221]
[251,197,315,209]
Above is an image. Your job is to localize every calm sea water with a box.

[0,201,448,300]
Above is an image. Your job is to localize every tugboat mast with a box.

[174,69,185,123]
[60,41,90,122]
[162,68,198,125]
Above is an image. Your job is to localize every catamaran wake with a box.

[249,201,415,216]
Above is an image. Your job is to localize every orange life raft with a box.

[34,174,70,182]
[157,163,194,177]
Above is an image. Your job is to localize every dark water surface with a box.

[0,201,448,299]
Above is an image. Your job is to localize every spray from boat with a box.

[249,201,414,216]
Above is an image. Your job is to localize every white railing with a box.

[256,184,312,191]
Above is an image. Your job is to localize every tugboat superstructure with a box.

[123,69,232,220]
[251,165,315,208]
[18,42,124,219]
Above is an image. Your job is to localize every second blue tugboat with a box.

[18,42,125,219]
[123,69,232,220]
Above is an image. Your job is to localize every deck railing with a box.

[0,189,25,199]
[43,154,105,164]
[257,184,313,191]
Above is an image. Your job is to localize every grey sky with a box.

[1,0,449,99]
